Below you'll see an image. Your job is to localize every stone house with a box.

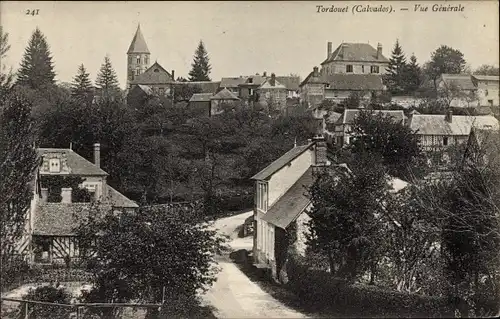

[332,109,405,147]
[321,42,389,76]
[472,75,499,108]
[16,144,138,264]
[209,88,240,116]
[437,74,479,108]
[251,135,330,282]
[257,73,288,112]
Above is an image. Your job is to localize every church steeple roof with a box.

[127,24,150,54]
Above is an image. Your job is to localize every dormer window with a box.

[248,78,253,84]
[49,158,61,173]
[153,68,159,73]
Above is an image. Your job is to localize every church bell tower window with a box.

[136,55,141,64]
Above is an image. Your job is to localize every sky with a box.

[1,1,499,89]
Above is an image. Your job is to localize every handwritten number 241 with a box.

[26,9,39,16]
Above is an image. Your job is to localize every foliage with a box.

[71,64,93,101]
[20,284,73,319]
[307,154,391,282]
[40,175,93,203]
[474,64,499,76]
[76,204,227,318]
[16,27,56,89]
[423,45,466,89]
[384,39,407,95]
[0,90,39,266]
[348,110,427,180]
[404,54,422,93]
[343,91,362,108]
[173,83,202,102]
[95,55,120,95]
[0,26,13,97]
[188,40,211,81]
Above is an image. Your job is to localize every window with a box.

[136,55,141,64]
[346,65,353,73]
[249,88,254,96]
[33,237,51,263]
[49,158,61,173]
[485,89,489,96]
[153,68,159,73]
[361,65,365,73]
[488,100,494,107]
[257,182,268,211]
[443,136,448,146]
[145,56,149,65]
[128,56,132,64]
[136,68,141,76]
[370,66,380,74]
[248,78,253,84]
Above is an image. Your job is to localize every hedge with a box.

[286,255,454,318]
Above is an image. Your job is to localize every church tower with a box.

[127,24,151,88]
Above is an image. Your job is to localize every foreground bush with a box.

[19,284,73,319]
[286,255,454,318]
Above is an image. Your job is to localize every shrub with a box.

[1,256,31,292]
[19,284,73,319]
[286,254,454,318]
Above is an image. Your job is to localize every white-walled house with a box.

[251,135,330,282]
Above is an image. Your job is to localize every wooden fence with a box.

[1,297,162,319]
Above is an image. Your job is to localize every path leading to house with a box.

[201,211,308,319]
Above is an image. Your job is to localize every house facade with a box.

[251,135,330,282]
[321,42,389,76]
[333,109,405,147]
[16,144,138,264]
[472,75,499,108]
[209,88,240,116]
[257,74,288,112]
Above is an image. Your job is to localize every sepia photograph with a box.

[0,1,499,318]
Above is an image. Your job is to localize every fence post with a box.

[24,302,29,319]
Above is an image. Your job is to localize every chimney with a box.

[327,41,332,59]
[270,73,276,86]
[40,188,49,203]
[93,143,101,168]
[313,135,328,167]
[263,71,267,77]
[377,43,382,59]
[61,188,72,203]
[445,109,453,123]
[171,70,175,81]
[313,66,319,77]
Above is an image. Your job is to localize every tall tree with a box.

[0,90,39,266]
[71,64,93,98]
[0,26,13,96]
[95,55,120,94]
[188,40,211,82]
[384,39,407,95]
[404,54,422,93]
[424,45,466,89]
[16,27,56,89]
[474,64,500,76]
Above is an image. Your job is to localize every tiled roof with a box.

[410,114,499,136]
[251,143,313,180]
[322,43,389,65]
[472,75,500,82]
[440,74,476,90]
[175,81,221,94]
[189,93,213,102]
[107,185,139,208]
[324,74,385,91]
[274,76,301,91]
[220,77,248,88]
[37,148,108,176]
[211,88,239,100]
[341,109,405,125]
[299,69,328,87]
[240,75,267,87]
[127,25,150,54]
[130,62,172,85]
[259,79,287,89]
[33,203,111,236]
[261,168,313,229]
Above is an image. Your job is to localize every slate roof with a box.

[410,114,499,136]
[240,75,267,87]
[130,62,172,85]
[211,88,239,100]
[339,109,405,125]
[220,77,248,88]
[261,168,313,229]
[33,203,111,236]
[37,148,108,176]
[322,43,389,65]
[440,74,476,90]
[107,185,139,208]
[174,81,220,94]
[274,76,301,91]
[189,93,213,102]
[251,143,313,180]
[259,79,287,89]
[324,74,385,91]
[127,24,150,54]
[299,69,329,87]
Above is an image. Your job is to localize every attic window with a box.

[248,78,253,84]
[49,158,61,173]
[154,68,159,73]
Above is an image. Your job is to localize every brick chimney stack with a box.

[377,43,383,59]
[93,143,101,168]
[327,41,332,59]
[445,109,453,123]
[313,66,319,77]
[270,73,276,86]
[263,71,267,77]
[171,70,175,81]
